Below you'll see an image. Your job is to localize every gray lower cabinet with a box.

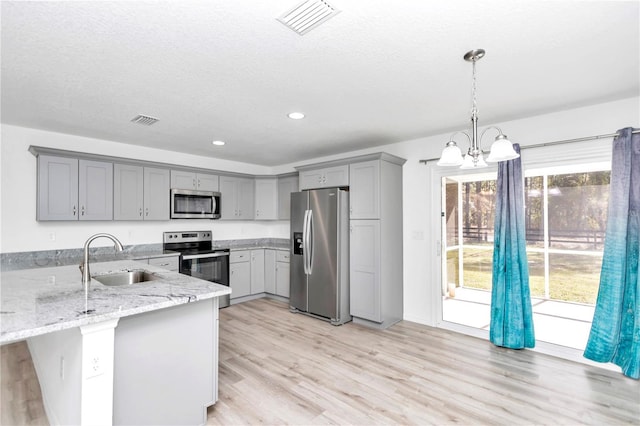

[250,249,265,293]
[230,250,251,299]
[113,164,170,221]
[144,255,179,272]
[37,155,113,221]
[275,250,290,298]
[264,249,290,298]
[265,250,276,293]
[349,220,381,321]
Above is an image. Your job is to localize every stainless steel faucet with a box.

[80,233,124,288]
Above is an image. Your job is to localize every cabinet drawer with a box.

[230,250,250,263]
[147,256,179,271]
[276,250,290,262]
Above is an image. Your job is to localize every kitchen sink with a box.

[92,270,157,286]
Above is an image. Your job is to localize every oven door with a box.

[180,251,230,308]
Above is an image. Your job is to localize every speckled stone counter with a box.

[0,244,177,271]
[0,260,231,344]
[213,238,290,250]
[0,239,290,271]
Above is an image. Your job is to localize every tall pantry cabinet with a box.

[348,154,405,329]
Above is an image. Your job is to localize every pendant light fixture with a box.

[437,49,520,168]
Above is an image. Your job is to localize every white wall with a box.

[0,124,290,253]
[2,97,638,325]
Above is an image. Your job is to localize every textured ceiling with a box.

[2,1,639,166]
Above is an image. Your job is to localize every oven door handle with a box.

[182,252,230,260]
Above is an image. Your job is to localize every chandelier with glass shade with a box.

[437,49,520,168]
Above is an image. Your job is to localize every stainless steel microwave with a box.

[170,189,221,219]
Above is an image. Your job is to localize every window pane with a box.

[549,253,602,304]
[548,172,610,250]
[526,251,545,298]
[462,248,492,290]
[525,176,544,248]
[446,249,459,296]
[462,180,496,246]
[445,180,458,247]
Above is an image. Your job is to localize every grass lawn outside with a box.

[447,248,602,305]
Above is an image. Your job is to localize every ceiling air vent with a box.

[277,0,340,35]
[130,114,159,126]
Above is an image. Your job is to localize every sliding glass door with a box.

[441,164,610,349]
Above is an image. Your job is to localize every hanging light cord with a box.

[471,59,478,116]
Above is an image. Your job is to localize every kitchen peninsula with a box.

[0,259,231,426]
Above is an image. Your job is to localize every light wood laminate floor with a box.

[2,298,639,425]
[208,298,640,425]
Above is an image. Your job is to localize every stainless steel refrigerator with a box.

[290,188,351,325]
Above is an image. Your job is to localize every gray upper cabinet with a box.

[78,159,113,220]
[170,170,219,192]
[114,164,169,221]
[299,165,349,190]
[37,155,79,220]
[277,175,298,220]
[220,176,254,220]
[37,155,112,221]
[114,164,144,220]
[254,178,278,220]
[349,160,380,219]
[143,167,170,220]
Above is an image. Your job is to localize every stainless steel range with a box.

[163,231,230,308]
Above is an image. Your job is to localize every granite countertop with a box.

[0,260,231,344]
[1,239,290,271]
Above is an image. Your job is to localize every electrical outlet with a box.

[49,232,56,241]
[86,355,105,378]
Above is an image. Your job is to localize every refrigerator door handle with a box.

[308,209,314,275]
[303,209,310,275]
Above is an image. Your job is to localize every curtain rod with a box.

[418,129,640,164]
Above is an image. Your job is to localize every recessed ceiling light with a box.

[288,112,305,120]
[212,140,225,146]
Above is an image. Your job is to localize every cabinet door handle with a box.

[73,205,77,216]
[139,208,143,217]
[145,208,149,217]
[197,179,201,188]
[81,206,85,216]
[193,178,196,188]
